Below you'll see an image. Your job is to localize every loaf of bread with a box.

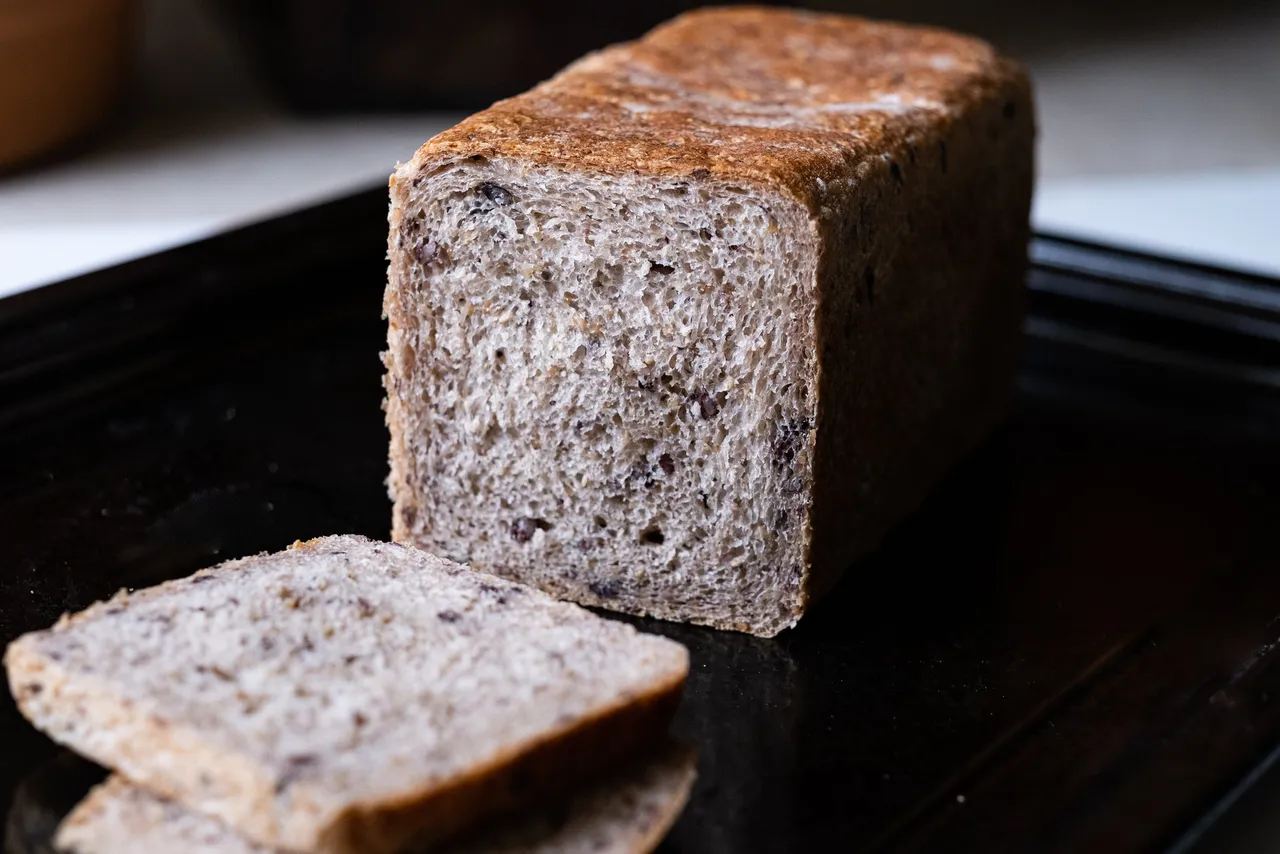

[4,536,688,854]
[384,7,1034,635]
[55,744,696,854]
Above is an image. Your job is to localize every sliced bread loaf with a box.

[384,6,1034,636]
[4,536,688,854]
[54,744,696,854]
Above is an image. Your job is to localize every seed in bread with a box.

[384,7,1035,637]
[54,743,697,854]
[4,536,689,854]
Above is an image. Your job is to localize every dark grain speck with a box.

[510,517,551,543]
[479,183,514,206]
[772,417,813,469]
[588,579,621,599]
[276,754,318,792]
[691,390,719,420]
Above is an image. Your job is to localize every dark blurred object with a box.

[210,0,1279,113]
[3,751,105,854]
[212,0,795,112]
[0,0,135,170]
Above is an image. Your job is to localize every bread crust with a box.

[391,7,1025,210]
[322,672,684,853]
[386,7,1034,635]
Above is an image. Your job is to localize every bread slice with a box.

[384,7,1034,636]
[4,536,688,854]
[54,744,696,854]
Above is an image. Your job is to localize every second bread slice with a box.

[4,536,688,854]
[56,744,696,854]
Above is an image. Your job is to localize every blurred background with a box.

[1,0,1277,292]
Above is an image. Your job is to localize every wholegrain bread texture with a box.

[384,6,1035,636]
[4,536,688,854]
[54,744,697,854]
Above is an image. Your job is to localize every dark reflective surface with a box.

[3,192,1280,853]
[4,753,105,854]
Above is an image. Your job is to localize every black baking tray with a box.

[3,188,1280,853]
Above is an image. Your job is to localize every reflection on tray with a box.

[4,752,105,854]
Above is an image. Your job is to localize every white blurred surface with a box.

[1034,170,1280,276]
[0,117,454,295]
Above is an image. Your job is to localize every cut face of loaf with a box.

[4,536,688,854]
[385,7,1035,636]
[389,164,816,635]
[54,743,697,854]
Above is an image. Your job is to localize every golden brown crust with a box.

[805,76,1034,603]
[397,6,1023,212]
